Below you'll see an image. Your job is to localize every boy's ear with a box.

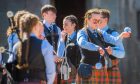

[42,12,47,18]
[73,23,76,27]
[42,13,45,18]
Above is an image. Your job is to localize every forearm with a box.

[111,39,125,58]
[78,38,99,51]
[57,40,65,57]
[77,30,100,51]
[112,48,125,58]
[57,27,62,45]
[103,31,121,45]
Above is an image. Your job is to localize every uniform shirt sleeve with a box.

[101,30,121,45]
[7,42,20,63]
[57,40,65,57]
[57,31,77,57]
[8,33,19,52]
[111,31,125,58]
[56,26,62,50]
[77,29,100,51]
[41,40,56,84]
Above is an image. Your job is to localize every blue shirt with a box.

[102,26,125,58]
[8,33,56,84]
[77,27,121,52]
[43,20,61,49]
[7,33,19,53]
[57,31,77,57]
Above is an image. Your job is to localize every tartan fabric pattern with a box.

[76,67,109,84]
[107,66,121,84]
[54,60,121,84]
[107,59,121,84]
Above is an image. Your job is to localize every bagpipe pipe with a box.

[60,43,75,80]
[7,11,19,33]
[7,11,21,41]
[54,43,75,81]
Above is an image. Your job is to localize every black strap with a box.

[86,29,103,48]
[43,24,59,52]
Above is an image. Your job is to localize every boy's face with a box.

[42,10,56,24]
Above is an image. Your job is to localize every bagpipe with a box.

[0,11,18,84]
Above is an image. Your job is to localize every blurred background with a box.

[0,0,140,84]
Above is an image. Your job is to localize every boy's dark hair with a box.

[41,4,57,14]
